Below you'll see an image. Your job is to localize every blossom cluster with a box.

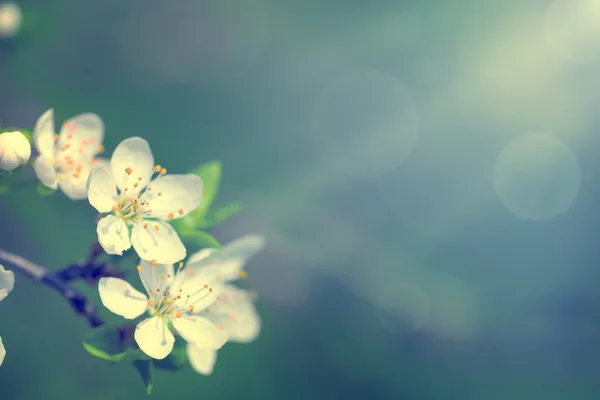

[0,109,264,378]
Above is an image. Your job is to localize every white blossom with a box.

[87,137,203,264]
[98,259,226,360]
[0,264,15,367]
[0,2,21,38]
[32,109,107,200]
[0,130,30,171]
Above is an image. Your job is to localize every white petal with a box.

[206,286,260,343]
[57,113,104,160]
[186,345,217,376]
[58,173,89,200]
[110,137,154,193]
[137,259,174,294]
[33,108,55,158]
[187,248,217,265]
[172,315,227,350]
[135,316,174,360]
[0,337,5,367]
[33,155,58,190]
[0,265,15,302]
[142,174,203,220]
[0,131,31,171]
[98,277,148,319]
[131,221,185,264]
[97,215,131,255]
[86,167,117,212]
[170,273,223,313]
[189,235,266,282]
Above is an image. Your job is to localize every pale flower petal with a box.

[135,316,174,360]
[86,167,117,212]
[59,174,89,200]
[0,337,5,367]
[131,221,185,264]
[33,108,55,158]
[186,345,217,376]
[110,137,154,193]
[189,235,266,282]
[143,174,203,219]
[98,277,148,319]
[206,286,261,343]
[0,2,21,38]
[0,264,14,302]
[187,248,217,265]
[58,113,104,159]
[97,215,132,255]
[0,131,31,171]
[173,315,227,350]
[33,155,58,190]
[138,260,174,294]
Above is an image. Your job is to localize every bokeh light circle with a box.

[310,69,420,178]
[494,134,582,221]
[545,0,600,63]
[0,2,21,38]
[375,280,430,335]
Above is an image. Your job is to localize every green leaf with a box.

[154,340,188,371]
[195,202,242,230]
[195,160,222,213]
[36,182,56,197]
[82,326,149,363]
[133,359,154,395]
[180,230,221,250]
[174,162,221,232]
[20,129,33,145]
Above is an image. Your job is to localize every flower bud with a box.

[0,130,31,171]
[0,2,21,38]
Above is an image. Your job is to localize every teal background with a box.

[2,0,600,398]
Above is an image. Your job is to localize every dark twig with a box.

[0,248,105,328]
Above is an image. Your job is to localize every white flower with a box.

[180,235,264,375]
[185,234,266,282]
[0,264,15,367]
[86,137,203,264]
[98,259,226,360]
[0,130,30,171]
[0,2,21,38]
[0,264,14,302]
[32,108,107,200]
[187,285,261,376]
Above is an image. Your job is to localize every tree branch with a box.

[0,248,105,328]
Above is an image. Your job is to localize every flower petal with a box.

[98,277,147,319]
[206,286,261,343]
[137,260,174,295]
[33,108,55,158]
[0,131,31,171]
[135,316,174,360]
[86,167,117,212]
[58,113,104,159]
[142,174,203,220]
[110,137,154,193]
[59,173,89,200]
[186,345,217,376]
[131,221,185,264]
[33,155,58,190]
[172,315,227,350]
[0,337,5,367]
[97,215,131,255]
[0,264,14,302]
[188,235,266,282]
[187,248,217,265]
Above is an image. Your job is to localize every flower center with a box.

[52,122,103,180]
[139,262,215,319]
[112,164,185,224]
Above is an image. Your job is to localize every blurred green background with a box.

[2,0,600,398]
